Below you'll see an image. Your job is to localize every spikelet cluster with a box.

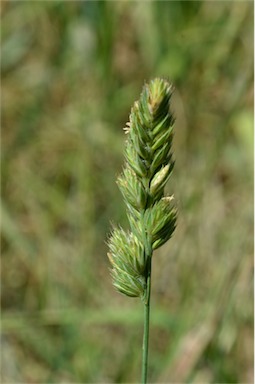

[108,78,177,300]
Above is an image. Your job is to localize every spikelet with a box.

[107,78,177,300]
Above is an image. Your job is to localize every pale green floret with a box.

[150,164,171,195]
[117,167,147,211]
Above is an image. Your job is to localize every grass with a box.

[107,78,177,383]
[1,1,253,383]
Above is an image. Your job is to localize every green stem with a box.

[142,257,152,384]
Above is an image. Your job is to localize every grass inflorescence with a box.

[107,78,177,383]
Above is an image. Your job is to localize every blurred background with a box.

[1,1,253,383]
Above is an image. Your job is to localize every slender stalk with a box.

[142,258,151,384]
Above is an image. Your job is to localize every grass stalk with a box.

[142,258,151,383]
[107,78,177,383]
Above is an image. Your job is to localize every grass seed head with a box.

[108,78,177,299]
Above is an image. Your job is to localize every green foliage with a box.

[108,79,177,300]
[1,1,253,383]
